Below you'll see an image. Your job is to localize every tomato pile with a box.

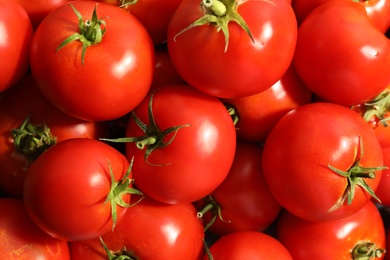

[1,0,390,259]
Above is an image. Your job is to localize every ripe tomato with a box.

[293,0,390,107]
[374,147,390,207]
[202,231,293,260]
[30,0,155,121]
[195,140,281,236]
[112,84,236,204]
[167,0,297,98]
[0,0,33,93]
[0,198,70,260]
[277,200,386,259]
[18,0,72,30]
[69,196,205,259]
[0,73,107,198]
[23,138,138,241]
[292,0,390,33]
[262,102,385,222]
[221,64,312,143]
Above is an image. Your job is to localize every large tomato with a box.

[69,196,205,259]
[221,64,312,143]
[29,0,155,121]
[262,102,385,222]
[202,231,293,260]
[0,73,107,198]
[195,140,281,236]
[167,0,297,98]
[107,84,236,204]
[293,0,390,107]
[0,0,33,93]
[292,0,390,33]
[276,200,386,259]
[0,198,70,259]
[23,138,139,241]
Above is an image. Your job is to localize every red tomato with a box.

[195,140,281,236]
[117,85,236,204]
[98,0,182,45]
[167,0,297,98]
[374,147,390,207]
[150,45,186,91]
[0,73,107,198]
[374,119,390,148]
[19,0,72,30]
[292,0,390,33]
[0,198,70,260]
[262,102,385,222]
[277,200,386,259]
[69,196,205,259]
[293,0,390,107]
[202,231,293,260]
[30,0,155,121]
[0,0,33,93]
[221,64,312,143]
[23,138,137,241]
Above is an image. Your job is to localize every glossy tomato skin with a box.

[30,0,155,121]
[292,0,390,33]
[262,102,384,222]
[69,196,205,260]
[23,138,132,241]
[0,198,70,260]
[0,0,33,93]
[19,0,72,30]
[0,73,108,198]
[293,1,390,107]
[167,0,297,99]
[125,85,236,204]
[277,200,386,259]
[374,147,390,207]
[222,65,312,143]
[195,141,282,236]
[202,231,293,260]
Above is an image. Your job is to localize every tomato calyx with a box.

[197,195,231,231]
[100,237,138,260]
[56,3,107,65]
[351,89,390,127]
[352,242,386,260]
[224,103,239,125]
[11,114,56,161]
[105,157,143,230]
[118,0,137,8]
[100,90,191,166]
[328,136,386,212]
[174,0,255,52]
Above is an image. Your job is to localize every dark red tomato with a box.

[262,102,384,222]
[0,73,107,198]
[99,0,183,45]
[195,140,281,236]
[0,198,70,260]
[23,138,135,241]
[221,64,312,143]
[19,0,72,30]
[30,1,155,121]
[277,200,386,259]
[374,147,390,207]
[0,0,33,93]
[69,196,205,259]
[167,0,297,98]
[121,84,236,204]
[387,229,390,260]
[202,231,293,260]
[293,1,390,107]
[292,0,390,33]
[150,45,186,91]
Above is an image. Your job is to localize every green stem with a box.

[203,0,227,17]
